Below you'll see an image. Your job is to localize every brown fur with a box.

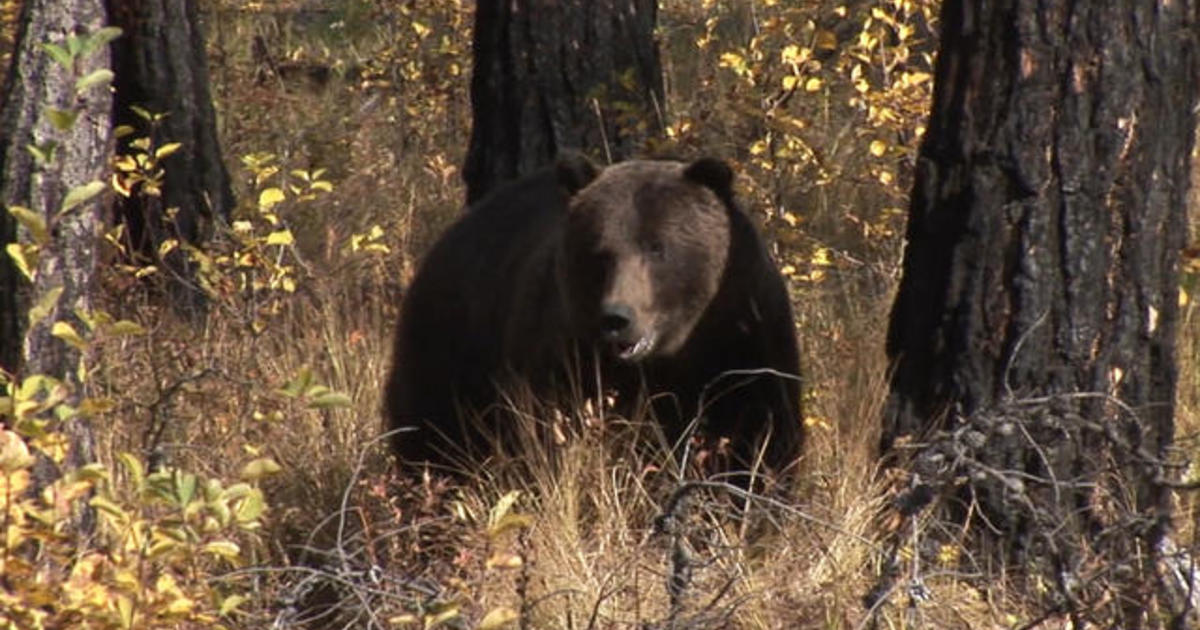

[384,155,804,478]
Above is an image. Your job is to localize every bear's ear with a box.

[683,157,734,196]
[556,151,600,195]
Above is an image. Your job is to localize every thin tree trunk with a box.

[107,0,233,314]
[878,1,1199,625]
[463,0,663,203]
[0,0,113,496]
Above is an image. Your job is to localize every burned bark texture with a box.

[107,0,233,313]
[0,0,113,476]
[879,1,1199,625]
[463,0,664,204]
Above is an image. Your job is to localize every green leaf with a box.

[60,180,106,215]
[309,392,352,409]
[65,34,82,58]
[117,453,145,490]
[113,124,136,139]
[75,68,115,93]
[51,321,88,350]
[25,141,57,165]
[46,108,78,132]
[79,26,123,58]
[234,489,267,523]
[40,42,73,69]
[175,471,197,505]
[8,206,48,244]
[27,286,63,328]
[155,142,183,160]
[279,366,313,398]
[90,495,128,520]
[6,243,36,281]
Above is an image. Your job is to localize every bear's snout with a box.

[600,302,656,361]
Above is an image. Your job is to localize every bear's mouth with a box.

[612,333,656,362]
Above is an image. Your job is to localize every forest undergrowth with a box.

[3,1,1200,628]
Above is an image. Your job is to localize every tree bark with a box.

[0,0,113,481]
[879,1,1199,625]
[106,0,233,313]
[463,0,663,204]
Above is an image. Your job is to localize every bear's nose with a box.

[600,303,634,338]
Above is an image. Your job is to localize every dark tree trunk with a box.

[463,0,663,204]
[0,0,113,486]
[106,0,233,313]
[878,1,1199,625]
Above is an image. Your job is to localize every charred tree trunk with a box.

[463,0,663,203]
[0,0,113,489]
[878,1,1199,625]
[107,0,233,314]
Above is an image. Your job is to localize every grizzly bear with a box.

[384,154,803,478]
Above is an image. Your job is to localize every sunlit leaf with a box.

[108,320,146,336]
[265,229,294,246]
[309,392,351,409]
[258,187,285,211]
[75,68,114,93]
[27,286,63,328]
[8,205,48,245]
[478,606,519,629]
[155,142,183,160]
[46,108,79,131]
[240,457,281,481]
[40,42,73,69]
[60,180,107,215]
[51,321,87,350]
[202,540,241,561]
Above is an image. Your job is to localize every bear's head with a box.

[556,155,734,362]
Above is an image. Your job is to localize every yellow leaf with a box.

[220,594,248,616]
[265,229,294,246]
[781,75,798,91]
[780,44,801,64]
[8,206,48,244]
[0,429,35,472]
[804,77,823,92]
[240,457,281,481]
[51,321,88,350]
[6,243,36,281]
[202,540,241,561]
[158,238,179,258]
[486,551,523,570]
[869,140,887,157]
[108,320,146,336]
[258,187,285,211]
[478,606,519,629]
[155,142,183,160]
